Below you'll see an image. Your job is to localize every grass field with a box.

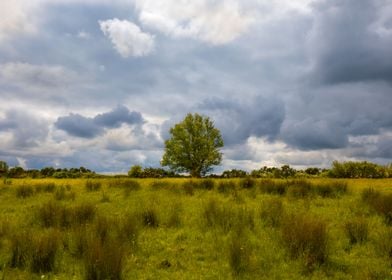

[0,178,391,279]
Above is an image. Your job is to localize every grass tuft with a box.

[85,181,102,192]
[15,184,34,198]
[344,217,368,245]
[282,213,328,270]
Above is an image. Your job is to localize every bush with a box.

[85,181,101,192]
[15,184,34,198]
[344,217,368,245]
[282,213,328,270]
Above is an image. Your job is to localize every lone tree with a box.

[161,113,224,177]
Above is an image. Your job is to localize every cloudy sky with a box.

[0,0,391,173]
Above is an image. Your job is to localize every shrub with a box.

[30,229,61,273]
[282,213,328,270]
[344,217,368,245]
[85,181,101,192]
[84,237,124,280]
[260,197,284,227]
[15,184,34,198]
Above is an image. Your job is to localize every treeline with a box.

[1,160,392,179]
[0,162,96,179]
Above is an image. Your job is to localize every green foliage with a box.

[0,160,8,176]
[161,113,224,177]
[329,160,389,178]
[128,165,143,178]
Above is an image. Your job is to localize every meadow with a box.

[0,178,391,279]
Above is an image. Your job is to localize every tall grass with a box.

[260,197,284,227]
[362,188,392,225]
[15,184,34,198]
[30,229,61,273]
[344,217,368,245]
[281,213,328,270]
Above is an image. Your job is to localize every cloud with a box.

[55,106,145,138]
[134,0,254,45]
[0,62,77,89]
[94,105,143,128]
[55,113,102,138]
[0,110,50,148]
[0,1,39,42]
[308,0,392,84]
[197,96,285,145]
[99,18,154,57]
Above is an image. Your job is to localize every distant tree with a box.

[305,167,320,176]
[161,113,224,177]
[0,161,8,176]
[8,166,25,178]
[280,165,296,178]
[128,165,143,178]
[222,169,248,178]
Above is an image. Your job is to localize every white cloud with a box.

[0,1,40,42]
[134,0,254,45]
[99,19,155,57]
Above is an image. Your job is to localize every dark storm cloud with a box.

[309,0,392,84]
[94,105,143,128]
[281,82,392,150]
[55,113,102,138]
[55,106,144,138]
[197,96,285,145]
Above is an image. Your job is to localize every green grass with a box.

[0,178,391,279]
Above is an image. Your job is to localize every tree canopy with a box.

[161,113,224,177]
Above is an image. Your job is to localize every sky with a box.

[0,0,392,173]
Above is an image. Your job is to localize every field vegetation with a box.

[0,177,391,279]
